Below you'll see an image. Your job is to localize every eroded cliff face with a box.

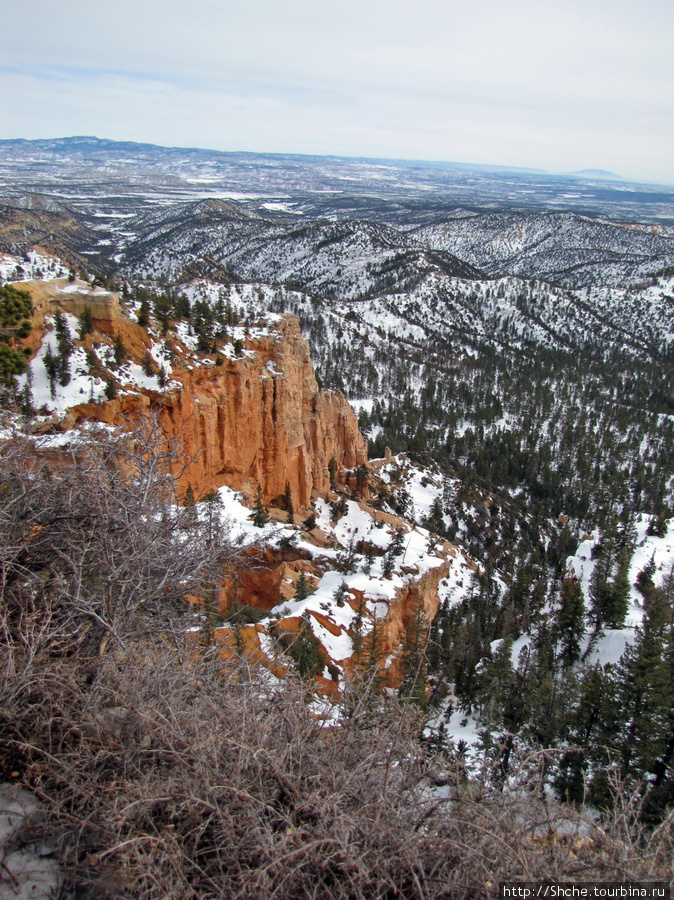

[65,310,366,506]
[156,316,366,505]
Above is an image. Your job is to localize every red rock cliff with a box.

[70,313,367,506]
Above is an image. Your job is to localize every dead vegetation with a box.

[1,424,673,898]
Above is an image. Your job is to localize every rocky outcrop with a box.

[69,313,366,506]
[157,316,366,505]
[377,555,451,689]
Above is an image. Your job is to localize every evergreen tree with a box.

[114,332,128,366]
[44,344,57,398]
[20,363,33,416]
[251,485,269,528]
[294,570,311,602]
[557,577,585,665]
[381,550,395,579]
[604,546,631,628]
[284,613,323,678]
[476,635,518,731]
[104,377,117,400]
[284,481,294,524]
[328,456,338,491]
[142,351,155,376]
[137,298,150,327]
[355,463,368,499]
[349,593,366,672]
[78,304,93,340]
[389,527,406,557]
[201,488,221,542]
[54,311,73,386]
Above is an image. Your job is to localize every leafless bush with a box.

[1,425,673,898]
[0,421,241,660]
[4,638,673,899]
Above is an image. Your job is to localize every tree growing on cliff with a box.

[355,463,368,499]
[252,484,270,527]
[78,304,93,339]
[328,455,338,491]
[285,481,294,524]
[114,332,128,367]
[137,297,150,327]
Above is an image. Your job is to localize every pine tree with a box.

[557,577,585,665]
[328,456,338,491]
[350,592,366,667]
[284,613,323,678]
[202,488,221,542]
[604,546,631,628]
[251,485,269,528]
[476,635,518,730]
[389,527,406,557]
[54,311,73,386]
[78,304,93,340]
[137,298,150,327]
[355,463,368,499]
[44,344,57,398]
[294,570,310,602]
[600,592,673,810]
[114,332,127,366]
[382,550,395,579]
[104,377,117,400]
[284,481,294,524]
[142,351,155,376]
[20,363,33,416]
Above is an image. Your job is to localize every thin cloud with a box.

[1,0,673,183]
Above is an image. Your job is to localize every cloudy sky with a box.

[1,0,673,184]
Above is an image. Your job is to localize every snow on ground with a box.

[16,314,108,413]
[436,548,478,610]
[214,486,283,546]
[213,484,455,669]
[630,513,674,598]
[490,634,533,668]
[565,531,599,601]
[0,782,62,898]
[377,455,444,524]
[567,515,674,630]
[582,629,633,668]
[348,398,375,415]
[16,312,179,415]
[563,513,674,669]
[0,249,69,283]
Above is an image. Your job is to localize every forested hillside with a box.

[1,139,674,894]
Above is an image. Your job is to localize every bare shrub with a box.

[1,425,673,898]
[4,641,674,898]
[0,421,241,659]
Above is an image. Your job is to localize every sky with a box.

[1,0,673,185]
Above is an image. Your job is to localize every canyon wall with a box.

[68,310,366,506]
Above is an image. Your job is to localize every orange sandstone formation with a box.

[65,310,366,506]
